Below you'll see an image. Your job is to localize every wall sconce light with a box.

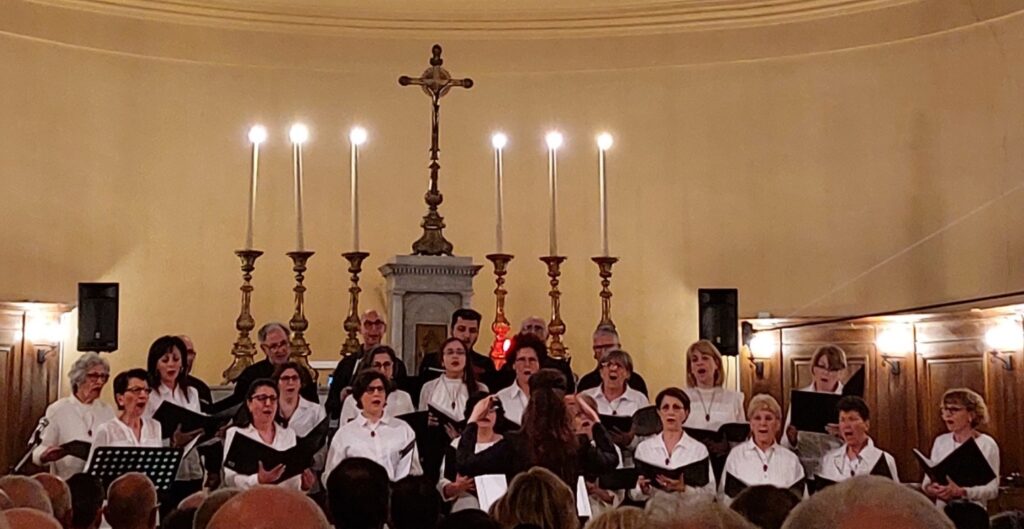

[876,325,914,376]
[984,319,1020,371]
[746,326,778,379]
[26,316,62,364]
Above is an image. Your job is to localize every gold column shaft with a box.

[223,249,263,383]
[340,251,370,357]
[286,251,317,382]
[540,255,568,360]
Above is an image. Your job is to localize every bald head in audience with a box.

[0,476,53,514]
[193,489,241,529]
[782,476,954,529]
[5,507,62,529]
[647,494,755,529]
[105,473,157,529]
[0,490,12,510]
[33,474,71,529]
[207,486,329,529]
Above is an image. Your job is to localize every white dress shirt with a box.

[719,440,805,506]
[495,383,529,425]
[325,413,423,482]
[631,432,716,505]
[419,378,487,421]
[682,387,745,430]
[339,391,415,425]
[145,384,203,481]
[32,396,116,479]
[281,397,327,437]
[781,382,844,478]
[438,437,500,513]
[92,416,163,448]
[223,424,303,490]
[922,432,1000,509]
[581,386,649,417]
[818,437,899,483]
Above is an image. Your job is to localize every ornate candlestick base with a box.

[286,251,317,382]
[223,249,263,383]
[591,256,619,331]
[540,255,568,360]
[340,251,370,357]
[486,253,514,369]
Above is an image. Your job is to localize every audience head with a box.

[491,467,578,529]
[177,490,207,511]
[365,345,400,381]
[781,475,953,529]
[586,507,647,529]
[238,378,279,428]
[944,502,991,529]
[437,510,501,529]
[0,476,53,514]
[390,476,442,529]
[30,474,70,528]
[655,387,690,432]
[193,488,241,529]
[686,340,725,388]
[105,472,157,529]
[730,485,801,529]
[836,396,871,447]
[940,388,989,431]
[273,361,313,401]
[207,486,329,529]
[351,370,391,417]
[359,310,387,349]
[112,368,151,413]
[508,333,547,388]
[519,316,549,341]
[161,508,195,529]
[67,353,110,403]
[326,457,390,529]
[0,490,11,510]
[598,349,634,390]
[65,474,103,529]
[0,509,6,529]
[591,325,621,363]
[178,334,197,374]
[146,335,191,392]
[648,495,756,529]
[450,308,482,350]
[5,508,62,529]
[809,345,847,392]
[257,322,291,365]
[747,394,783,446]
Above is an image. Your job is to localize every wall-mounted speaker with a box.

[698,288,738,356]
[78,283,119,352]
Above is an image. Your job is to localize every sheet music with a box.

[474,474,508,513]
[576,476,593,518]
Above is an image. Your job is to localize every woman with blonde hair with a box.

[683,340,745,429]
[719,394,803,506]
[922,388,999,510]
[490,466,579,529]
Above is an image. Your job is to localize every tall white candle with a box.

[597,133,613,257]
[492,133,508,254]
[289,123,309,251]
[349,127,368,252]
[545,131,563,256]
[245,125,267,250]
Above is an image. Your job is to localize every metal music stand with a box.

[85,447,183,492]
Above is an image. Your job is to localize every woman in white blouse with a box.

[419,338,488,428]
[326,370,423,483]
[719,394,803,506]
[782,344,847,478]
[632,388,716,506]
[683,340,746,466]
[32,353,116,479]
[339,346,415,424]
[223,379,315,491]
[92,369,162,448]
[922,388,1000,511]
[817,396,898,484]
[274,362,326,437]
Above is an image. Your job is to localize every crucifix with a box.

[399,44,474,256]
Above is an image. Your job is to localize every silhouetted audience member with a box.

[490,467,579,529]
[584,507,648,529]
[0,490,12,510]
[944,502,991,529]
[326,458,390,529]
[729,486,800,529]
[31,474,71,529]
[781,476,953,529]
[193,489,241,529]
[206,486,329,529]
[5,507,62,529]
[160,507,196,529]
[646,495,755,529]
[0,476,53,514]
[437,510,502,529]
[105,473,157,529]
[391,476,442,529]
[65,474,104,529]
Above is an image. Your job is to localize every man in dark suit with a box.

[418,308,498,389]
[325,310,409,419]
[576,325,648,397]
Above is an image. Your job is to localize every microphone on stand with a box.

[28,417,49,446]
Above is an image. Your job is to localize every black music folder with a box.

[810,457,896,494]
[634,457,711,489]
[598,414,634,433]
[60,440,92,460]
[684,423,751,445]
[152,401,236,440]
[85,446,183,492]
[914,437,996,487]
[723,472,805,498]
[790,367,865,434]
[222,425,329,483]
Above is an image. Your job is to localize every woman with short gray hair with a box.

[32,353,116,479]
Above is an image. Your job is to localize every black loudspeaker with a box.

[698,288,738,356]
[78,283,119,352]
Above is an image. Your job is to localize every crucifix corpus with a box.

[399,44,474,256]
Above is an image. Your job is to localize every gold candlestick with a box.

[591,256,619,331]
[340,251,370,357]
[223,249,263,383]
[486,253,514,369]
[540,255,568,360]
[286,251,317,382]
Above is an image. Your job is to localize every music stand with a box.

[85,447,183,492]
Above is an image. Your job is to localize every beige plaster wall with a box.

[2,1,1023,396]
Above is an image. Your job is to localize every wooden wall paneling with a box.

[873,341,918,482]
[740,344,783,409]
[0,309,25,474]
[984,343,1023,476]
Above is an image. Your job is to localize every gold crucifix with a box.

[399,44,473,256]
